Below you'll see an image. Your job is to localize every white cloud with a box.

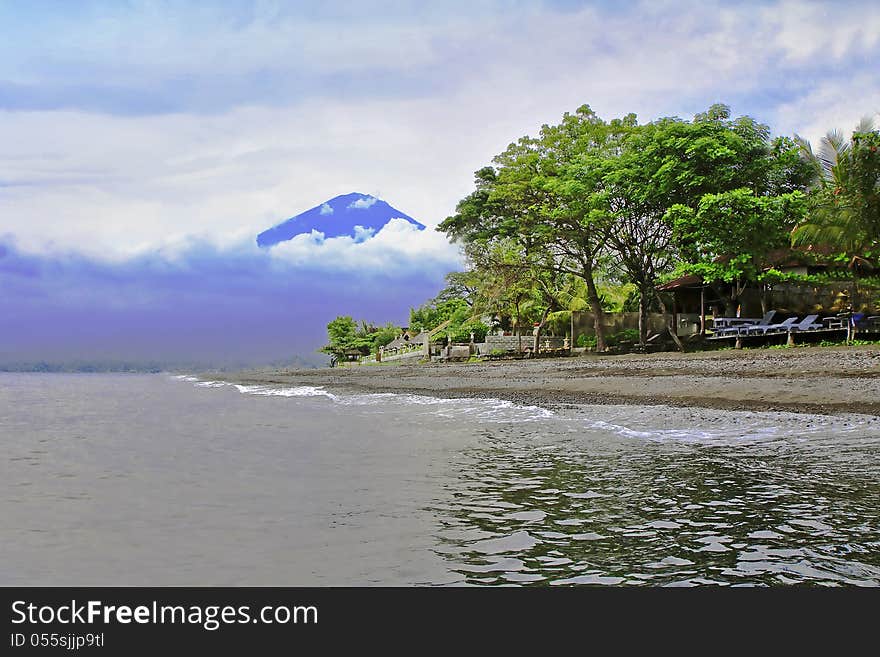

[352,225,375,242]
[348,195,378,210]
[320,202,334,215]
[774,75,880,147]
[268,218,462,274]
[758,0,880,65]
[1,1,879,261]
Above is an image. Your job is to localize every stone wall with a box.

[478,334,566,354]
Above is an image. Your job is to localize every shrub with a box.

[607,328,640,345]
[446,321,489,343]
[576,334,597,348]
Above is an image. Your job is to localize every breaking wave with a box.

[170,375,879,441]
[171,376,553,423]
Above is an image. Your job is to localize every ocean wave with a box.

[170,374,879,439]
[232,384,339,400]
[170,374,552,423]
[194,380,230,388]
[576,405,880,445]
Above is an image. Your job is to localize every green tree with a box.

[670,188,807,313]
[321,317,403,362]
[439,105,619,350]
[320,315,358,361]
[595,105,811,347]
[792,118,880,265]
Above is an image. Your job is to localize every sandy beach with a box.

[225,345,880,416]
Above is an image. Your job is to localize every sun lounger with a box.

[787,314,823,333]
[746,316,798,335]
[713,311,777,337]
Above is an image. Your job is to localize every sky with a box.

[1,0,879,366]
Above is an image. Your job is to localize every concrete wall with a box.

[769,281,877,315]
[573,312,670,339]
[379,350,424,363]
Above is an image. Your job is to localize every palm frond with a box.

[818,130,849,181]
[854,114,876,135]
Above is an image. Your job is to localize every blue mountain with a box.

[256,192,425,247]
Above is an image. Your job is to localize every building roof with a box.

[656,274,704,291]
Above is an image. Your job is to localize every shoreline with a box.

[219,345,880,417]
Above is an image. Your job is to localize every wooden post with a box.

[699,286,706,337]
[672,295,681,346]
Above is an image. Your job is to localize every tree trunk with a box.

[655,291,685,352]
[583,259,607,352]
[849,274,859,341]
[533,309,550,353]
[760,284,770,316]
[638,285,650,347]
[513,301,522,353]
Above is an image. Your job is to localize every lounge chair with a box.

[713,311,777,337]
[787,314,823,333]
[746,316,799,335]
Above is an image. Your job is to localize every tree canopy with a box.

[437,102,816,349]
[320,316,398,361]
[322,105,879,358]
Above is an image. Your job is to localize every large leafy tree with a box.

[598,105,812,345]
[529,106,635,351]
[669,188,807,313]
[439,102,815,353]
[439,105,618,350]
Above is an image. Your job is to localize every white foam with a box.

[171,374,553,423]
[233,384,339,400]
[576,405,880,445]
[170,374,878,440]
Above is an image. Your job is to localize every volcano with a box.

[256,193,424,247]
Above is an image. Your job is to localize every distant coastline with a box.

[0,355,323,374]
[0,362,166,374]
[222,345,880,417]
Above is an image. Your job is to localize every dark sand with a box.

[224,345,880,416]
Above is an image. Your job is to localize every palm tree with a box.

[792,115,880,337]
[792,115,879,264]
[546,276,590,349]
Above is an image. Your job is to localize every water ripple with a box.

[431,425,880,586]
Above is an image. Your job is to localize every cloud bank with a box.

[2,1,879,257]
[0,224,462,368]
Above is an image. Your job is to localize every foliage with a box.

[792,119,880,267]
[606,328,641,345]
[669,187,807,307]
[439,320,489,344]
[320,316,401,360]
[576,333,596,348]
[409,298,469,332]
[368,103,876,358]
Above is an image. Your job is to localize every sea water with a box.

[1,373,878,586]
